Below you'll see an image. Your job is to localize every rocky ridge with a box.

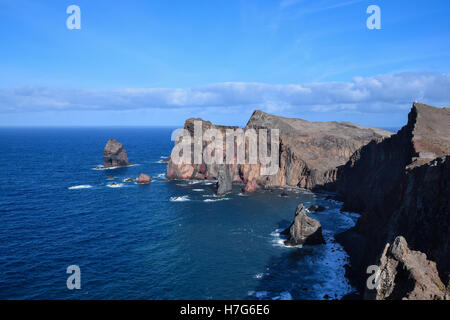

[337,102,450,299]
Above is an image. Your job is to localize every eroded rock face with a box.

[137,173,151,184]
[281,204,325,246]
[367,236,448,300]
[166,111,391,192]
[103,138,130,168]
[336,102,450,298]
[165,118,239,181]
[243,178,258,193]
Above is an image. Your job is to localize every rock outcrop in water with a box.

[217,164,232,195]
[368,236,448,300]
[308,205,326,213]
[137,173,151,184]
[166,111,391,192]
[281,204,325,246]
[336,102,450,299]
[103,138,130,168]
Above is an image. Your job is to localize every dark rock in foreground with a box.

[281,204,325,246]
[137,173,151,184]
[367,236,447,300]
[103,138,130,168]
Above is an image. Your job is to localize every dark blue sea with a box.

[0,127,359,300]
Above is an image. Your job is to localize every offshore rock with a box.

[308,205,326,212]
[137,173,151,184]
[103,138,130,168]
[216,164,232,196]
[281,204,325,246]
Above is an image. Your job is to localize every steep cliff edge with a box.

[166,111,392,191]
[337,102,450,297]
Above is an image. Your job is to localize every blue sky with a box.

[0,0,449,127]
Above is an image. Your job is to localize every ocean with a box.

[0,127,359,300]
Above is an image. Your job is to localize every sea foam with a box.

[107,183,124,188]
[170,196,190,202]
[92,164,136,170]
[203,198,229,203]
[68,185,92,190]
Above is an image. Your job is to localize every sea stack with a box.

[216,164,232,196]
[103,138,130,168]
[281,204,325,246]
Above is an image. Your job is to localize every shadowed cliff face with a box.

[166,111,392,192]
[337,103,450,297]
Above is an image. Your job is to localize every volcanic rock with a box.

[281,204,325,246]
[166,112,391,192]
[243,178,259,194]
[308,205,326,212]
[103,138,130,168]
[137,173,151,184]
[367,236,447,300]
[217,164,232,196]
[336,102,450,298]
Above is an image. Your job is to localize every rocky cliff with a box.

[337,102,450,298]
[166,111,392,192]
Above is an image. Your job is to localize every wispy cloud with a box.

[280,0,364,12]
[1,72,449,114]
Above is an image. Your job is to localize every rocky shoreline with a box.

[166,102,450,300]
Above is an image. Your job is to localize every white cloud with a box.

[0,72,449,114]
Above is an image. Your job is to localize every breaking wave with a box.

[92,164,136,170]
[107,183,124,188]
[203,198,230,203]
[170,196,190,202]
[68,185,92,190]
